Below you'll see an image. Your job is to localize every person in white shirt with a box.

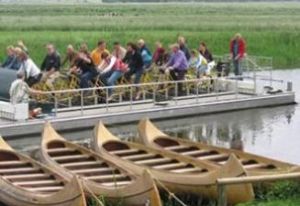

[16,47,42,87]
[112,42,127,60]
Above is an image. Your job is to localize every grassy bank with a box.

[0,3,300,68]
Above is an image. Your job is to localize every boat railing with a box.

[35,74,291,117]
[217,172,300,206]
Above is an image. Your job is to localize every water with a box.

[7,69,300,165]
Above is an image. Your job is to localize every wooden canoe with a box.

[40,122,162,206]
[0,136,86,206]
[92,121,254,205]
[138,118,297,176]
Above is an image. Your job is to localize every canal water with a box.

[7,69,300,165]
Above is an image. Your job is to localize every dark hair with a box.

[101,51,110,59]
[200,42,207,48]
[127,42,138,51]
[113,41,120,45]
[98,40,105,46]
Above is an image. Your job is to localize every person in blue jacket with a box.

[137,39,152,69]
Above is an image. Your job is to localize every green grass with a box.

[0,3,300,68]
[238,198,300,206]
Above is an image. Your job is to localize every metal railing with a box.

[217,172,300,206]
[34,74,290,117]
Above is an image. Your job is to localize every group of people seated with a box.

[2,33,246,104]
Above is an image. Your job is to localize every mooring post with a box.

[287,81,293,92]
[217,184,227,206]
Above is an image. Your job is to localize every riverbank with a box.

[0,3,300,68]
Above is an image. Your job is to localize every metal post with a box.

[254,71,257,94]
[130,86,133,110]
[175,82,178,105]
[196,81,199,103]
[106,87,109,112]
[153,86,156,103]
[54,95,58,116]
[235,78,238,99]
[287,81,293,92]
[217,184,227,206]
[80,90,84,116]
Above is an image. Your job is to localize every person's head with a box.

[15,47,27,61]
[137,39,145,49]
[199,42,207,52]
[155,41,162,49]
[79,43,89,54]
[6,46,15,56]
[178,36,186,46]
[190,49,198,58]
[170,43,180,53]
[234,33,242,40]
[101,51,110,61]
[97,40,106,51]
[126,42,137,52]
[46,43,56,55]
[113,41,121,50]
[66,44,75,55]
[16,70,25,80]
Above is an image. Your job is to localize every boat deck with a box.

[0,90,295,138]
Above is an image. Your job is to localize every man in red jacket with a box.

[230,33,246,77]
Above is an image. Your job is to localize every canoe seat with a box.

[123,153,157,161]
[164,145,190,151]
[181,150,210,156]
[14,179,61,186]
[111,149,140,155]
[198,154,228,161]
[171,167,203,173]
[26,186,64,192]
[73,167,114,175]
[4,173,50,180]
[0,161,28,166]
[101,181,132,187]
[52,154,90,162]
[134,157,171,165]
[244,163,268,169]
[47,148,76,154]
[61,161,102,168]
[0,167,40,174]
[86,174,127,181]
[153,162,187,170]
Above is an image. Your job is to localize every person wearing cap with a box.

[16,47,42,87]
[230,33,246,77]
[91,40,110,66]
[178,36,191,61]
[1,46,21,70]
[112,42,127,60]
[165,43,188,94]
[41,44,61,88]
[98,51,128,99]
[137,39,152,69]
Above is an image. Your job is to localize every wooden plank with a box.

[52,154,89,161]
[0,167,40,173]
[0,161,28,166]
[73,167,114,174]
[171,167,202,173]
[61,161,102,167]
[134,157,171,165]
[181,150,210,156]
[110,149,139,155]
[14,180,60,186]
[244,163,267,169]
[123,153,157,160]
[164,145,189,151]
[4,173,50,179]
[198,154,228,161]
[152,162,187,170]
[47,148,75,154]
[86,174,127,181]
[26,186,64,192]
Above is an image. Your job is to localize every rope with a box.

[147,170,188,206]
[83,181,105,206]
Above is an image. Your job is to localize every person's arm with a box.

[40,56,46,71]
[102,57,116,74]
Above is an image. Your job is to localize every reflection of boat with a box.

[139,119,296,176]
[93,122,254,205]
[0,136,86,206]
[40,122,161,206]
